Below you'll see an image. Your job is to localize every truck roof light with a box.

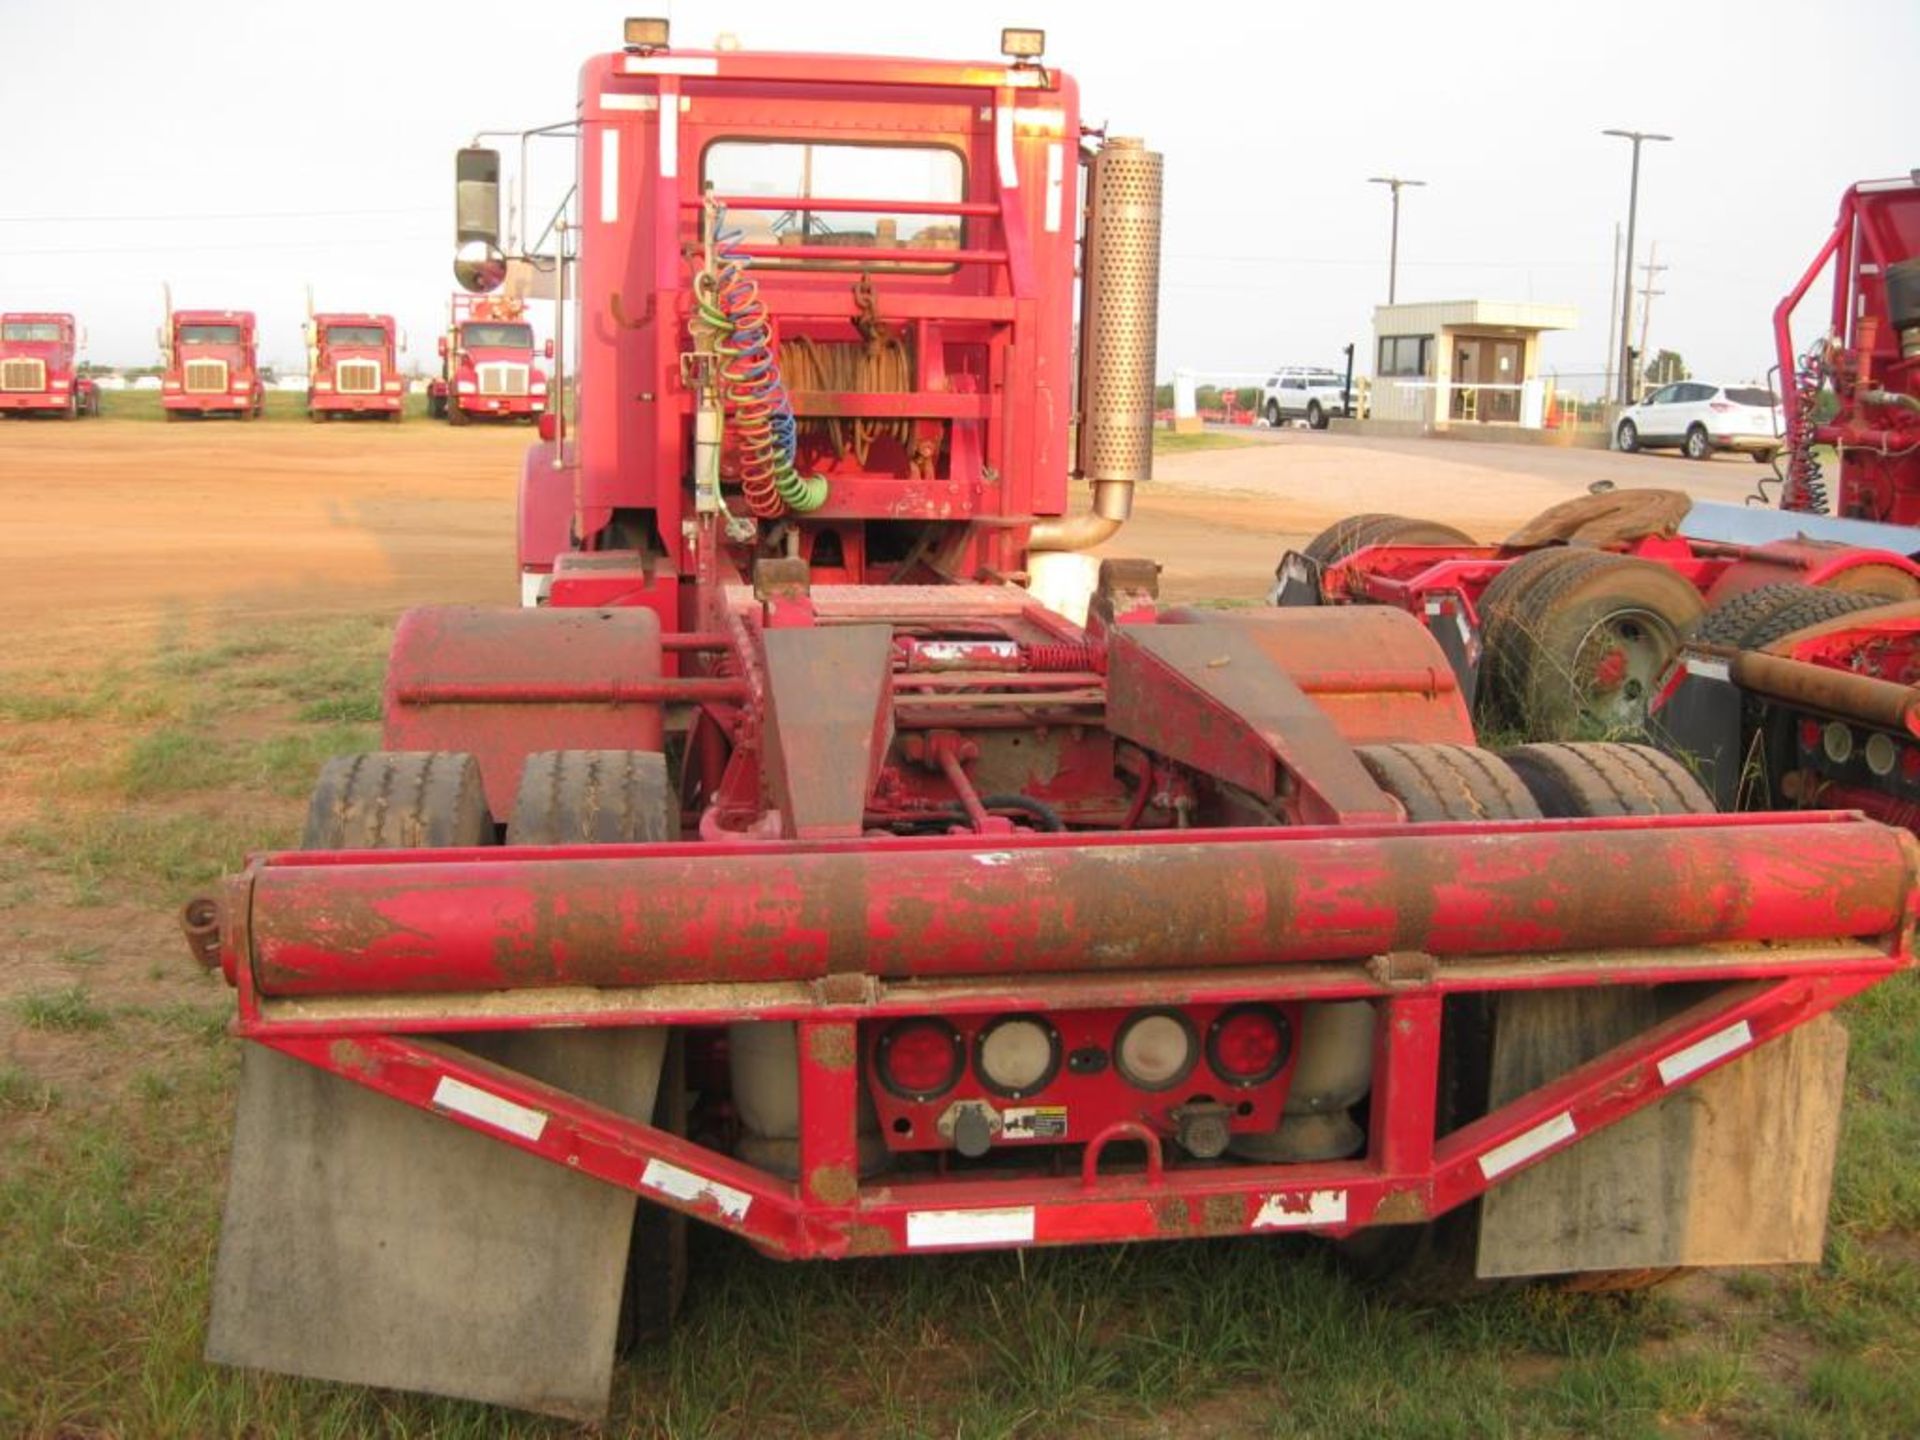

[1000,27,1045,61]
[624,17,669,52]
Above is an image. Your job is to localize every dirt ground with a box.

[0,418,1762,659]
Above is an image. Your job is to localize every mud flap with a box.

[1476,992,1847,1279]
[206,1028,666,1420]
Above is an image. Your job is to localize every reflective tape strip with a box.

[430,1076,548,1141]
[995,104,1019,189]
[658,96,678,179]
[640,1158,752,1220]
[622,55,719,75]
[1251,1189,1348,1230]
[1478,1111,1575,1180]
[1686,656,1732,683]
[1657,1019,1754,1087]
[906,1206,1035,1248]
[599,93,659,111]
[1044,143,1064,232]
[600,129,619,224]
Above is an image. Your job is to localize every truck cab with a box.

[428,294,547,424]
[162,309,264,420]
[0,313,98,419]
[306,313,406,421]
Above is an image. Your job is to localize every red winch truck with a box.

[0,312,99,418]
[160,297,264,420]
[185,24,1920,1421]
[427,291,548,424]
[305,310,407,421]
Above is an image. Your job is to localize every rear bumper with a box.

[1711,432,1780,453]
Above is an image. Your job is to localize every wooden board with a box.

[1477,990,1847,1279]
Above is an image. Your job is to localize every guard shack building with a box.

[1368,300,1576,431]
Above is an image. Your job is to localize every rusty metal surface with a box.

[383,606,666,820]
[1160,607,1475,747]
[761,625,896,839]
[1735,650,1920,733]
[1106,624,1402,824]
[236,814,1915,998]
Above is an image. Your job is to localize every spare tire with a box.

[1479,550,1704,738]
[1298,513,1475,573]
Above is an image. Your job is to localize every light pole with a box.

[1602,128,1671,404]
[1368,176,1425,305]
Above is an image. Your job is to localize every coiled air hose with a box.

[692,204,827,518]
[1782,336,1831,514]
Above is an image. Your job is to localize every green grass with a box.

[1152,427,1266,454]
[14,984,111,1032]
[95,389,434,423]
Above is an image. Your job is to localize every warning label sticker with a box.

[1001,1106,1069,1140]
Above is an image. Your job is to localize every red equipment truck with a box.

[1274,176,1920,802]
[427,292,548,424]
[186,26,1919,1420]
[0,312,99,418]
[305,311,407,421]
[160,301,264,420]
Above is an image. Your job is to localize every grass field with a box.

[5,607,1920,1438]
[86,389,435,422]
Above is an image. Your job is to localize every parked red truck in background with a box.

[161,303,265,421]
[305,312,407,421]
[0,312,99,418]
[427,292,548,424]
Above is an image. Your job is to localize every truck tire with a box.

[506,750,680,845]
[1694,582,1897,652]
[301,751,493,849]
[1500,741,1711,818]
[449,401,470,427]
[1478,549,1704,738]
[1299,513,1476,573]
[1336,744,1539,1291]
[1307,400,1327,430]
[506,748,686,1344]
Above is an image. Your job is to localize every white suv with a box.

[1261,367,1352,430]
[1615,381,1783,462]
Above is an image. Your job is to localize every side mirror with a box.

[454,147,506,293]
[455,147,501,247]
[544,339,555,360]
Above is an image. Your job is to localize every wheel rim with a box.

[1570,607,1677,729]
[1619,423,1635,450]
[1687,431,1706,458]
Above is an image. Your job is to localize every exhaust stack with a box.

[1032,137,1164,551]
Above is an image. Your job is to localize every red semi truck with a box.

[0,312,99,418]
[427,293,548,424]
[305,312,406,421]
[185,24,1918,1421]
[161,307,265,421]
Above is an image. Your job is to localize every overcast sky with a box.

[3,0,1914,388]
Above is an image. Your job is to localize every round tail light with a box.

[975,1015,1060,1098]
[1207,1004,1290,1086]
[876,1019,964,1101]
[1114,1010,1198,1091]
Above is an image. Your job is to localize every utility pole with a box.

[1368,176,1425,305]
[1602,128,1672,404]
[1603,222,1622,403]
[1636,242,1667,391]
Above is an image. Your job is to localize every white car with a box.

[1261,367,1352,430]
[1615,381,1783,463]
